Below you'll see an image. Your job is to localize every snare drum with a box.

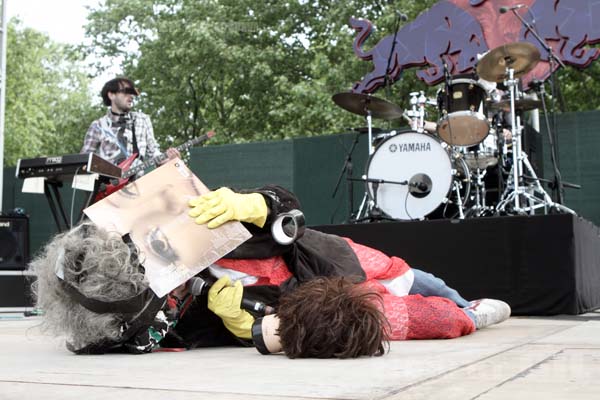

[463,129,499,170]
[366,130,466,220]
[437,75,490,146]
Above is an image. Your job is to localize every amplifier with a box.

[0,216,30,270]
[0,271,35,310]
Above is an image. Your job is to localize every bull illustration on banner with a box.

[350,0,600,93]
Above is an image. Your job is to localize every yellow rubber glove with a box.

[207,276,254,339]
[188,187,268,228]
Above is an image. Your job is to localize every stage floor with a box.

[315,214,600,315]
[2,313,599,399]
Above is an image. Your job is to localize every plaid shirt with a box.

[81,110,161,168]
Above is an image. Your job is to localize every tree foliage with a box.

[83,0,444,147]
[5,0,599,167]
[4,19,97,166]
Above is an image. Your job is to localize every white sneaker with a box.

[464,299,511,329]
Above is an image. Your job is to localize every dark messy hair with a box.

[101,77,137,106]
[277,277,390,359]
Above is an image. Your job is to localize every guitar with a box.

[94,130,215,202]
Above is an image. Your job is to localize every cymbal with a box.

[332,92,404,120]
[476,42,541,82]
[488,98,542,112]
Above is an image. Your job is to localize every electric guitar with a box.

[94,130,215,202]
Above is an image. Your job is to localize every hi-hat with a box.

[332,92,404,120]
[488,98,542,112]
[477,42,541,82]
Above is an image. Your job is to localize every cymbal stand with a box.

[354,107,376,222]
[496,68,575,215]
[510,7,568,203]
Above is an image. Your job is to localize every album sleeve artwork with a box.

[84,158,252,297]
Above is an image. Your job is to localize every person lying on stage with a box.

[30,185,510,356]
[252,276,508,358]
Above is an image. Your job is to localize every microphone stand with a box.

[532,80,581,193]
[383,12,404,99]
[440,56,454,142]
[348,177,408,223]
[331,131,361,223]
[511,7,567,204]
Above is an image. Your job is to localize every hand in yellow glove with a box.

[207,276,254,339]
[188,187,268,228]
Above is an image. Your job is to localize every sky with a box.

[7,0,98,45]
[7,0,117,94]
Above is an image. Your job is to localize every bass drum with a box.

[366,131,461,220]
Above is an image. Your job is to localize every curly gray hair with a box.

[30,223,148,350]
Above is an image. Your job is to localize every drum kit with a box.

[333,42,575,222]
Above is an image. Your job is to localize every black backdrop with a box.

[315,214,600,316]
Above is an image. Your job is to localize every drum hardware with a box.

[440,177,467,219]
[331,127,395,222]
[331,92,404,222]
[508,8,572,204]
[464,166,495,218]
[477,44,575,216]
[454,133,498,218]
[406,91,437,133]
[351,177,409,222]
[453,178,466,219]
[331,92,404,120]
[332,92,404,155]
[434,153,471,220]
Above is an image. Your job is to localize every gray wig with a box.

[30,223,148,350]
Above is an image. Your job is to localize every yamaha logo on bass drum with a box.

[388,141,432,153]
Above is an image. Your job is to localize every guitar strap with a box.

[130,114,141,161]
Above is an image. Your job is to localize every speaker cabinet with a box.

[0,216,29,270]
[0,272,35,309]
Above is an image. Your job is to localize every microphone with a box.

[188,276,275,316]
[410,181,429,192]
[408,173,432,198]
[499,4,525,13]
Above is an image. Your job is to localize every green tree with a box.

[557,62,600,112]
[84,0,599,150]
[4,18,97,166]
[84,0,442,147]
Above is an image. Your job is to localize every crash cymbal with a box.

[332,92,404,120]
[488,98,542,112]
[476,42,541,83]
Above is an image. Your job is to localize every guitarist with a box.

[81,77,180,178]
